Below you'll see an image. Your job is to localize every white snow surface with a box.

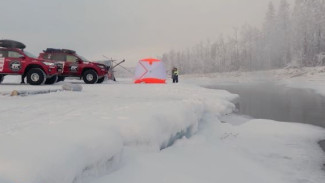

[1,71,325,183]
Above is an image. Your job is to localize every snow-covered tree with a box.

[161,0,325,74]
[275,0,291,66]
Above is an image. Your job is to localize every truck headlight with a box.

[43,62,55,66]
[97,65,105,69]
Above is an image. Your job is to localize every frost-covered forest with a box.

[162,0,325,74]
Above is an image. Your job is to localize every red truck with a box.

[0,40,60,85]
[39,48,109,84]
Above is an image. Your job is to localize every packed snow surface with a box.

[1,73,325,183]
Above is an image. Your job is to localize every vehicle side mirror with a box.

[19,55,25,59]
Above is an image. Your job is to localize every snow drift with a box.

[0,80,237,183]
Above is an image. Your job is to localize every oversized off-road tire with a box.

[45,75,58,85]
[83,70,98,84]
[26,68,46,85]
[57,76,65,82]
[97,77,105,83]
[0,75,4,84]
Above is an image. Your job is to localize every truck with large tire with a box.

[0,40,61,85]
[39,48,109,84]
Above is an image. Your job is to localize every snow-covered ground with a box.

[0,68,325,183]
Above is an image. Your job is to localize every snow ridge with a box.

[0,82,237,183]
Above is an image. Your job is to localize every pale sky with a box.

[0,0,293,66]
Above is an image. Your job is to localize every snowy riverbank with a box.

[0,77,237,183]
[1,72,325,183]
[183,66,325,96]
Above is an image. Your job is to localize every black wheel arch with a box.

[82,68,98,76]
[24,64,46,76]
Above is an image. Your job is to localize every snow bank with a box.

[231,119,325,183]
[93,116,325,183]
[0,79,237,183]
[2,75,324,183]
[0,122,122,183]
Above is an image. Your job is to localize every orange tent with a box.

[134,58,167,84]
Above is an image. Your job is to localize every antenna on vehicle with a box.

[102,55,116,62]
[117,64,133,74]
[102,55,132,74]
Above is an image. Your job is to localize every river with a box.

[207,83,325,154]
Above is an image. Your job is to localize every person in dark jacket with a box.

[172,67,179,83]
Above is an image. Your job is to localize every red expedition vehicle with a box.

[39,48,109,84]
[0,40,60,85]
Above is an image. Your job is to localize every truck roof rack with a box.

[0,40,26,49]
[44,48,76,54]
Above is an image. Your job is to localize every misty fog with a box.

[163,0,325,73]
[0,0,293,66]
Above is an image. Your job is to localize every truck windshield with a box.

[78,55,89,62]
[24,51,37,58]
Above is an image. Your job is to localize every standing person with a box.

[172,67,179,83]
[171,67,175,82]
[21,74,26,84]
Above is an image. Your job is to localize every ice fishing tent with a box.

[134,58,167,84]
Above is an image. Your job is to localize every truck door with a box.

[65,55,80,76]
[0,50,6,73]
[2,51,25,74]
[47,53,66,75]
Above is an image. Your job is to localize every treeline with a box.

[161,0,325,74]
